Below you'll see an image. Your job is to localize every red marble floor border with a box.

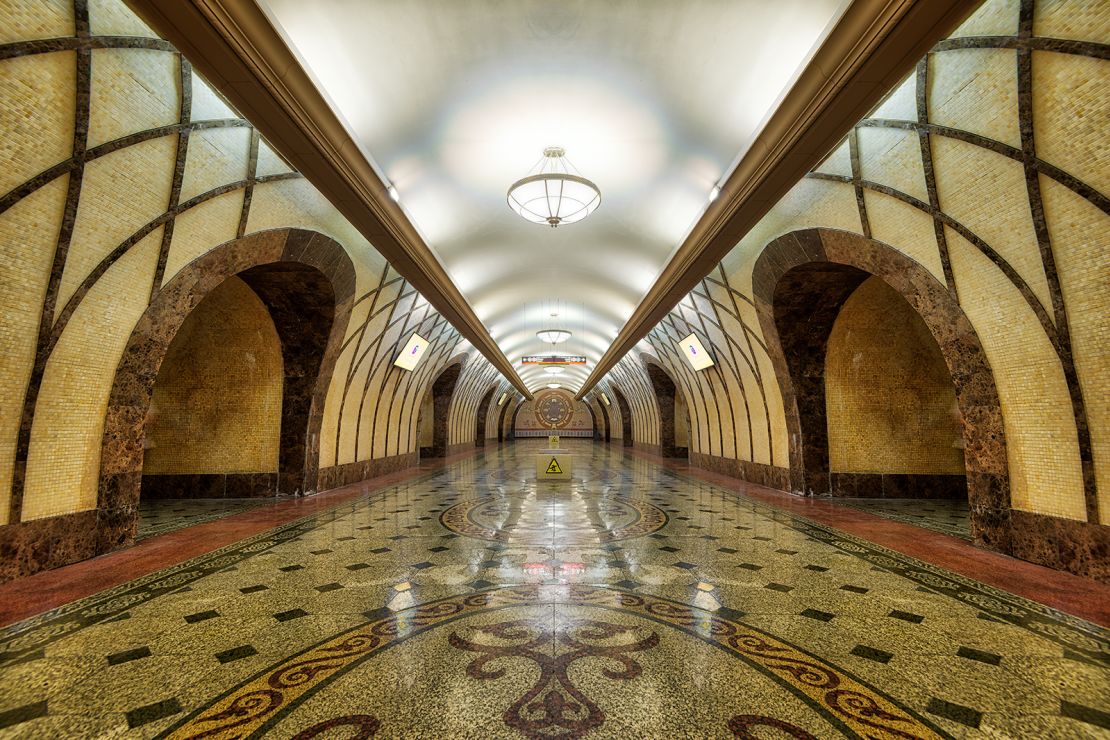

[628,447,1110,627]
[0,447,483,628]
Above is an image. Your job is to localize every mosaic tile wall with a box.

[0,0,507,579]
[595,0,1109,579]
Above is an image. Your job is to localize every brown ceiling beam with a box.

[124,0,533,400]
[575,0,979,400]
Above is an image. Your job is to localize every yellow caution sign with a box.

[546,457,563,474]
[535,452,571,479]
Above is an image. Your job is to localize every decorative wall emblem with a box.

[449,618,659,738]
[535,391,575,429]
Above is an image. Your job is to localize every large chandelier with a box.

[537,329,572,344]
[507,147,601,227]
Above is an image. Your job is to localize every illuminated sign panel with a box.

[521,355,587,365]
[497,392,509,406]
[678,332,715,370]
[600,392,611,406]
[393,333,429,370]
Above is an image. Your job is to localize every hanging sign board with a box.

[522,355,587,365]
[678,333,715,371]
[393,333,429,370]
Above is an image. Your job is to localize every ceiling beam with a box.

[575,0,978,400]
[124,0,533,400]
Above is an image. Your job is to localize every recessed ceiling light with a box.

[388,185,400,202]
[547,383,561,389]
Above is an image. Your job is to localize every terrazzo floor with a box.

[833,498,972,541]
[0,441,1107,738]
[137,499,278,541]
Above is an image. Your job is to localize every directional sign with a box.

[522,355,587,365]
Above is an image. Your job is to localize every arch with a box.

[497,396,513,443]
[585,402,599,441]
[611,385,634,447]
[97,228,356,550]
[474,386,497,447]
[417,358,465,458]
[595,396,611,442]
[751,228,1009,551]
[641,354,686,458]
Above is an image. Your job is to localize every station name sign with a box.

[521,355,587,365]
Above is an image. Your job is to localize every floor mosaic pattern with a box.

[834,499,972,541]
[0,441,1107,738]
[137,499,278,541]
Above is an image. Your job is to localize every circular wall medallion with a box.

[440,495,666,546]
[534,391,574,429]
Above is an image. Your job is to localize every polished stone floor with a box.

[137,498,276,541]
[834,498,972,541]
[0,441,1107,738]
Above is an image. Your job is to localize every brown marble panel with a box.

[317,453,419,491]
[1009,510,1110,583]
[0,511,100,583]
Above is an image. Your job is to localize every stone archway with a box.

[97,229,356,552]
[611,386,634,447]
[642,356,685,458]
[417,359,465,458]
[474,387,497,447]
[751,228,1010,551]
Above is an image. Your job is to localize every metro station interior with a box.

[0,0,1107,737]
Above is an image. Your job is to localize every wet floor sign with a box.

[536,452,572,480]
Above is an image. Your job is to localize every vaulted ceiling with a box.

[258,0,849,392]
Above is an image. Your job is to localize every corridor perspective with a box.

[0,0,1107,737]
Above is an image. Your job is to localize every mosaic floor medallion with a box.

[159,586,948,739]
[440,494,668,546]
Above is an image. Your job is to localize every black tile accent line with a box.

[126,698,183,729]
[237,128,260,238]
[848,127,871,238]
[0,34,176,61]
[107,646,152,665]
[925,697,981,729]
[850,645,893,664]
[914,56,956,292]
[215,645,257,664]
[1061,700,1110,731]
[801,609,835,622]
[183,610,219,624]
[0,701,48,730]
[889,610,924,623]
[274,609,308,622]
[956,646,1000,665]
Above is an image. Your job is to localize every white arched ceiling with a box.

[260,0,849,392]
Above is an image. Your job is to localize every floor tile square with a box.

[315,582,343,593]
[925,697,981,729]
[183,610,219,624]
[274,608,309,622]
[107,646,152,665]
[126,698,182,729]
[800,608,834,622]
[851,645,893,664]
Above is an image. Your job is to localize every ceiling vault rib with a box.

[124,0,533,399]
[574,0,979,400]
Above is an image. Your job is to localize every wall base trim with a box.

[827,472,966,499]
[140,473,279,499]
[1009,510,1110,583]
[317,453,418,491]
[689,452,792,492]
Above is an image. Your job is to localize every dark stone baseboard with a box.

[317,452,418,491]
[0,510,121,584]
[828,472,967,499]
[1009,510,1110,583]
[140,473,279,499]
[689,452,792,492]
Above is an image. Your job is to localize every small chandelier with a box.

[507,146,601,227]
[537,329,572,344]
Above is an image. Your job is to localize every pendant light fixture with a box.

[507,147,601,227]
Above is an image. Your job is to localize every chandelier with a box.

[544,366,564,375]
[537,329,572,344]
[507,147,601,227]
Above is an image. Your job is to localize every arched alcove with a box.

[98,229,355,550]
[612,386,634,447]
[752,228,1009,550]
[417,361,464,458]
[643,357,685,458]
[474,387,497,447]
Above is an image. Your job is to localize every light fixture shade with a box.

[546,383,561,389]
[536,329,572,344]
[508,147,600,227]
[544,366,564,375]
